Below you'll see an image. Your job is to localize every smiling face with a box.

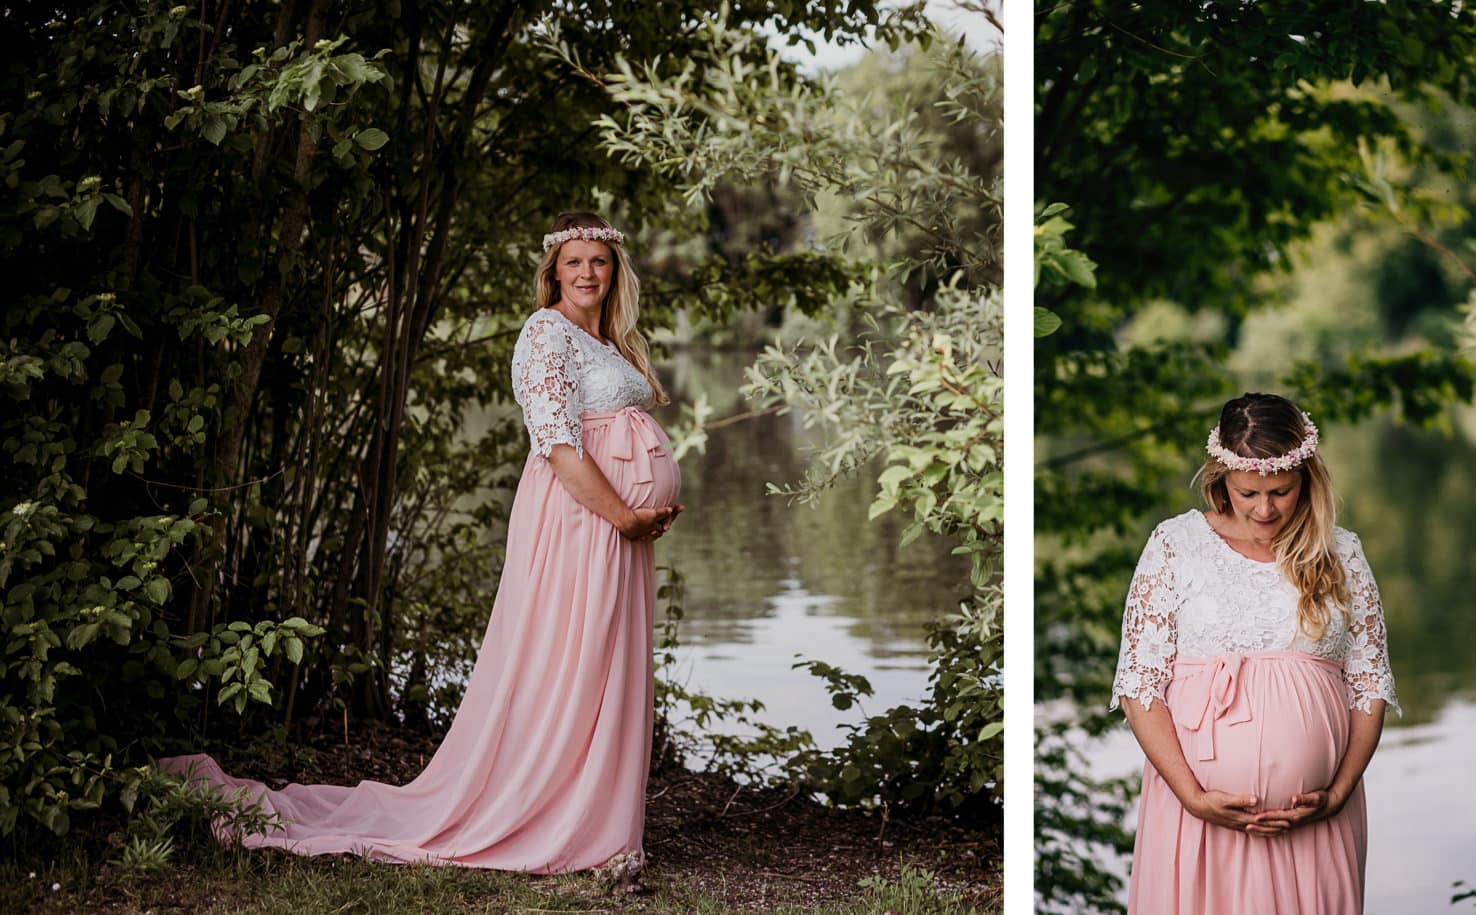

[554,240,614,316]
[1223,468,1304,541]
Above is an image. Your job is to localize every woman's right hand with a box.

[620,506,677,541]
[1186,789,1289,836]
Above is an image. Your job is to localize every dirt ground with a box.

[212,719,1002,910]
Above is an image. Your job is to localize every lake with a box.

[648,347,973,753]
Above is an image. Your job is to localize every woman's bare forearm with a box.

[1327,699,1385,806]
[543,443,640,532]
[1122,698,1204,808]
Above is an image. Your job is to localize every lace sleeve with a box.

[1111,523,1181,712]
[1340,533,1401,716]
[511,313,585,459]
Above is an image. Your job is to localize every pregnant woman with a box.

[162,212,681,882]
[1112,392,1398,914]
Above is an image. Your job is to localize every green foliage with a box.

[857,863,988,915]
[122,766,283,851]
[547,11,996,289]
[794,599,999,816]
[1453,879,1476,906]
[172,617,327,715]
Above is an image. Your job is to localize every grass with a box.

[5,846,994,914]
[2,722,999,913]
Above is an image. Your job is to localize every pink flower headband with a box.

[1206,411,1320,475]
[542,226,624,251]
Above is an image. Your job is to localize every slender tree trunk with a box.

[186,0,329,634]
[330,2,525,716]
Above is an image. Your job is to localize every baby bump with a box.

[581,409,681,509]
[1167,654,1349,811]
[626,450,680,508]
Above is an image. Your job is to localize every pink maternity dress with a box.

[161,306,679,873]
[1111,510,1399,915]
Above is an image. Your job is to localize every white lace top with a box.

[1111,510,1399,716]
[510,308,654,459]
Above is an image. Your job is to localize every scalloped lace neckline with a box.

[545,306,612,348]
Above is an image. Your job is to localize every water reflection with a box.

[1328,418,1476,722]
[652,348,971,747]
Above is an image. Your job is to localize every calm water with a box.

[649,348,972,751]
[1074,414,1476,914]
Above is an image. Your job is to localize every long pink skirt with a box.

[1128,651,1367,914]
[161,406,680,873]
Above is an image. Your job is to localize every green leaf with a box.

[355,128,389,151]
[103,193,133,216]
[144,578,169,605]
[74,197,100,231]
[217,682,243,706]
[875,464,912,490]
[867,495,897,520]
[87,314,115,344]
[202,117,228,146]
[1034,307,1062,338]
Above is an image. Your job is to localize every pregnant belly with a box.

[1166,653,1350,812]
[581,409,681,509]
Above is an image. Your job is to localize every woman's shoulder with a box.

[1150,509,1204,543]
[1130,509,1203,563]
[515,308,574,347]
[1332,525,1367,562]
[521,307,563,332]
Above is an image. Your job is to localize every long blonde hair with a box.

[532,212,667,405]
[1195,393,1349,640]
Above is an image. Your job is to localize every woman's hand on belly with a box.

[1186,789,1291,836]
[1123,698,1291,837]
[622,505,682,541]
[545,443,681,539]
[1251,784,1349,834]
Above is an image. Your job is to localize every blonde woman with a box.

[1112,392,1397,913]
[164,213,681,885]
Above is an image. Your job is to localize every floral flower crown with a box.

[541,226,624,252]
[1206,411,1320,475]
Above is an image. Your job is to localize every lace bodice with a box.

[1111,510,1399,716]
[510,308,654,459]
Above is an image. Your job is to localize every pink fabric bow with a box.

[603,406,666,485]
[1178,654,1254,761]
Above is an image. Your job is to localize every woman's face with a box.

[554,240,614,313]
[1224,469,1303,540]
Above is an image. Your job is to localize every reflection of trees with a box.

[656,352,969,654]
[1331,419,1476,721]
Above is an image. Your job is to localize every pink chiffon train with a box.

[1128,651,1367,914]
[160,406,680,873]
